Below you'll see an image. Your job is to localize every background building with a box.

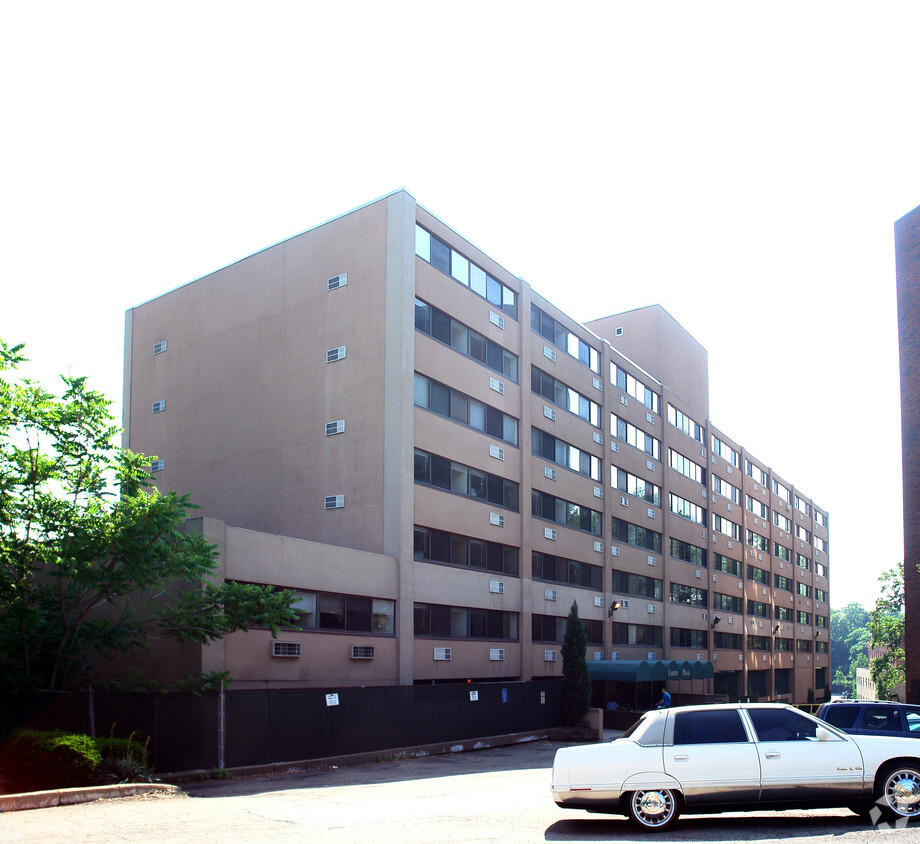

[897,202,920,704]
[123,190,830,701]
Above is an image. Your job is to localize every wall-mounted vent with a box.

[434,647,452,661]
[153,341,167,355]
[544,406,556,421]
[489,648,505,661]
[544,346,556,362]
[593,651,604,661]
[150,459,165,473]
[544,650,557,662]
[611,546,620,557]
[326,345,346,363]
[489,377,505,394]
[593,596,604,607]
[593,431,604,445]
[593,377,603,391]
[594,486,604,499]
[593,541,604,553]
[350,645,375,660]
[648,604,657,614]
[327,273,348,290]
[489,512,504,527]
[620,495,629,507]
[325,420,346,436]
[544,589,557,601]
[545,527,557,541]
[271,641,301,658]
[490,580,505,594]
[713,652,719,661]
[611,651,620,660]
[647,555,656,566]
[545,466,557,480]
[489,311,505,329]
[489,444,505,460]
[152,400,166,414]
[647,652,656,660]
[324,495,344,510]
[611,441,620,453]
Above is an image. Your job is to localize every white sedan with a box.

[551,702,920,831]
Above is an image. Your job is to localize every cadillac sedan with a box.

[551,703,920,831]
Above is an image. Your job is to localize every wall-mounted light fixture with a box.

[710,615,722,629]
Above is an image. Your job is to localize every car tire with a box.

[876,763,920,822]
[625,788,681,831]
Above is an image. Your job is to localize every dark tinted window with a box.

[673,710,748,745]
[905,708,920,733]
[861,707,902,732]
[821,706,860,729]
[749,708,818,741]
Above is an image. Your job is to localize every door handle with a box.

[673,755,689,761]
[765,752,780,759]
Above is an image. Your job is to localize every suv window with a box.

[674,710,748,744]
[822,706,860,730]
[906,708,920,734]
[861,706,902,733]
[748,708,819,741]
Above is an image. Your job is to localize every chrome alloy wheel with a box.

[883,768,920,818]
[628,788,679,830]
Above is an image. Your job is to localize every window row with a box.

[532,490,602,536]
[414,449,519,510]
[531,304,600,374]
[613,467,660,506]
[669,449,706,484]
[671,538,707,567]
[612,517,662,553]
[611,570,662,600]
[670,493,706,524]
[532,427,601,481]
[611,414,661,460]
[533,614,603,644]
[415,298,518,380]
[532,366,601,427]
[415,225,517,318]
[612,365,660,414]
[668,404,704,443]
[414,603,519,640]
[532,552,603,590]
[413,526,519,575]
[711,434,739,468]
[414,373,519,445]
[291,591,395,634]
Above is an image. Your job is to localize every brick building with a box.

[122,190,830,701]
[896,203,920,704]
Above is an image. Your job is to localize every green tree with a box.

[868,562,906,699]
[830,602,870,697]
[0,340,298,691]
[561,600,591,727]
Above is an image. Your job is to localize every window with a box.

[670,538,707,567]
[613,467,660,506]
[713,554,741,576]
[670,583,707,607]
[415,373,518,445]
[668,404,704,443]
[714,632,742,649]
[533,614,603,644]
[746,564,768,584]
[774,574,792,592]
[612,365,660,413]
[712,514,740,540]
[746,495,768,519]
[815,510,828,529]
[711,435,740,468]
[747,635,770,651]
[291,591,394,634]
[745,460,767,486]
[797,611,812,625]
[715,593,743,613]
[611,622,663,646]
[414,603,518,640]
[532,491,602,536]
[414,449,519,511]
[795,525,811,543]
[711,474,740,503]
[416,299,518,380]
[774,543,791,562]
[796,554,811,571]
[670,494,706,524]
[611,517,662,553]
[671,627,709,649]
[796,582,812,598]
[773,511,792,532]
[775,637,792,652]
[533,552,602,590]
[414,526,519,575]
[611,414,661,460]
[747,600,770,618]
[674,710,747,744]
[415,226,517,318]
[746,530,769,552]
[773,480,790,503]
[531,304,600,374]
[669,449,706,484]
[748,707,820,741]
[611,570,662,600]
[795,496,811,517]
[775,605,792,621]
[532,366,601,427]
[533,428,601,481]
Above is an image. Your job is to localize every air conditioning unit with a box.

[490,580,505,594]
[153,341,167,355]
[593,596,604,607]
[544,589,557,601]
[434,648,452,661]
[327,272,347,290]
[489,444,505,460]
[490,512,504,527]
[326,345,346,363]
[350,645,375,660]
[152,400,166,413]
[489,377,505,394]
[544,345,556,361]
[489,311,504,329]
[150,459,165,472]
[489,649,505,661]
[648,604,656,614]
[271,641,301,658]
[324,495,344,510]
[325,419,346,436]
[593,652,604,661]
[611,652,620,660]
[545,527,557,540]
[544,650,557,662]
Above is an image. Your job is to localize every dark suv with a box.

[817,699,920,738]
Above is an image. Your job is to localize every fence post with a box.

[218,682,226,770]
[88,684,96,737]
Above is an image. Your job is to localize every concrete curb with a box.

[0,782,182,813]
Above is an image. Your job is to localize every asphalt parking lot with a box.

[4,738,920,843]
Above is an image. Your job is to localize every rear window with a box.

[861,707,902,732]
[822,706,860,729]
[674,710,748,745]
[906,708,920,734]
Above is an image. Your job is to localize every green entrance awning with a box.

[587,659,714,683]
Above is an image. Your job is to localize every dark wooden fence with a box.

[2,681,565,774]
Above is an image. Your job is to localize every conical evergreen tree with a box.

[561,600,591,726]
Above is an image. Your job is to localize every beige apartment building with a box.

[123,189,830,702]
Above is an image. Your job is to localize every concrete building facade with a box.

[123,190,830,701]
[897,203,920,704]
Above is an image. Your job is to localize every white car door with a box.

[746,707,864,801]
[663,709,761,805]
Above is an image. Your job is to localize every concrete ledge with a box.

[0,783,182,813]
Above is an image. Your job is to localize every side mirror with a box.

[816,727,833,742]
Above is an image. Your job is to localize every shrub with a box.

[1,730,101,792]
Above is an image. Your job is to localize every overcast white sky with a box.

[2,2,917,610]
